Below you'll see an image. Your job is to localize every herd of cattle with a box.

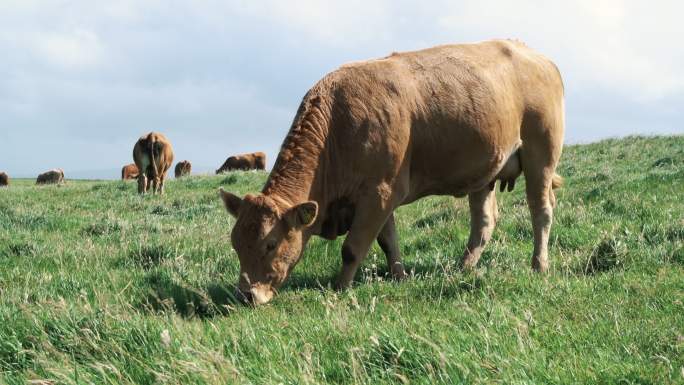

[1,40,566,306]
[0,132,266,190]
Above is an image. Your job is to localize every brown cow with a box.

[36,169,64,185]
[219,40,564,305]
[133,132,174,194]
[0,172,8,187]
[174,160,192,178]
[121,163,139,180]
[216,152,266,174]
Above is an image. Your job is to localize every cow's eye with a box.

[265,241,277,253]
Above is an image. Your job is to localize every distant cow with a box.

[174,160,192,178]
[121,163,139,180]
[36,169,64,185]
[216,152,266,174]
[133,132,174,194]
[0,172,8,187]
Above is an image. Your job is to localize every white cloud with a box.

[232,0,394,46]
[32,29,105,70]
[438,0,684,100]
[199,0,684,101]
[0,0,682,177]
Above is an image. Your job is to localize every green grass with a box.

[1,136,683,384]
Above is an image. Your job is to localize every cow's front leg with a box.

[461,188,498,269]
[337,195,394,290]
[377,213,407,280]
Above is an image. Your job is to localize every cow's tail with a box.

[551,173,563,189]
[150,138,159,179]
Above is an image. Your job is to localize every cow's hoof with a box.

[460,254,480,271]
[390,263,407,280]
[532,258,549,273]
[334,279,352,291]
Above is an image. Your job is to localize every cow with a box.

[36,169,64,185]
[133,132,174,194]
[0,172,8,187]
[121,163,139,180]
[219,40,565,305]
[174,160,192,178]
[216,152,266,174]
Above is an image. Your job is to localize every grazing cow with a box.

[216,152,266,173]
[36,169,64,185]
[133,132,174,194]
[219,40,565,305]
[174,160,192,178]
[0,172,8,187]
[121,163,139,180]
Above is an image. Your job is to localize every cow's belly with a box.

[403,125,520,202]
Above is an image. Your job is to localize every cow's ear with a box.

[284,201,318,229]
[219,188,242,218]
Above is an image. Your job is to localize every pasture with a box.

[0,136,682,384]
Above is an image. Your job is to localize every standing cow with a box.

[219,40,564,305]
[121,163,139,180]
[216,152,266,174]
[36,169,64,185]
[0,172,8,187]
[133,132,174,194]
[174,160,192,178]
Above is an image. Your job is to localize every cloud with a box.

[224,0,395,46]
[32,29,105,70]
[438,0,684,100]
[0,1,682,178]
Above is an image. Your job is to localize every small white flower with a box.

[160,329,171,348]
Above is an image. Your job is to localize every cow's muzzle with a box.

[235,286,274,306]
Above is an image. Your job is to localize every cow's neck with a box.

[262,94,330,210]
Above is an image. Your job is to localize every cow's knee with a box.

[462,189,498,269]
[341,244,357,266]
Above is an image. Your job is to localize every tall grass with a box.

[0,136,682,384]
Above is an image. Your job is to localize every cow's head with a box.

[219,188,317,305]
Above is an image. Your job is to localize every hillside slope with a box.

[0,136,682,384]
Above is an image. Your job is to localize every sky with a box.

[1,0,682,179]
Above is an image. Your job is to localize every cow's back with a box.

[318,40,563,200]
[0,172,8,186]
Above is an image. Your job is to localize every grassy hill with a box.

[0,136,682,384]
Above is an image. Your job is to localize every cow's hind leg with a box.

[137,174,147,194]
[522,160,556,272]
[158,174,166,195]
[377,213,407,280]
[521,109,563,272]
[461,188,498,269]
[150,175,159,194]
